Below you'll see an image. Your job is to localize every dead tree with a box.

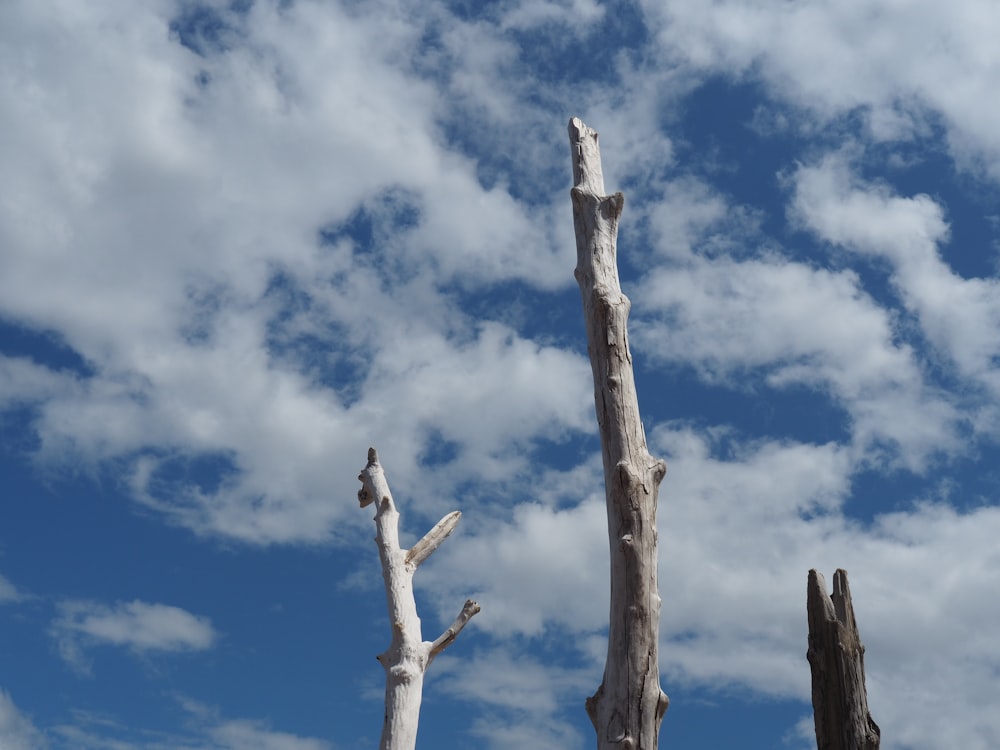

[807,569,880,750]
[569,117,670,749]
[358,447,480,750]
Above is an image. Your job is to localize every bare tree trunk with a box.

[569,117,669,750]
[357,447,480,750]
[807,569,880,750]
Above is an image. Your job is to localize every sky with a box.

[2,0,1000,748]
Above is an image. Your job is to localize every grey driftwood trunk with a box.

[569,117,670,749]
[358,447,480,750]
[807,569,880,750]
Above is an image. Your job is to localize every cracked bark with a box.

[807,569,880,750]
[569,117,669,750]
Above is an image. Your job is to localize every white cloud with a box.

[638,175,755,260]
[573,70,680,195]
[422,421,1000,748]
[0,690,47,750]
[641,0,1000,174]
[652,426,850,696]
[0,0,597,545]
[3,1,1000,748]
[51,600,216,675]
[0,356,82,411]
[50,698,333,750]
[651,424,1000,749]
[790,151,950,263]
[633,253,959,467]
[857,505,1000,749]
[500,0,605,33]
[468,717,583,750]
[206,719,332,750]
[791,152,1000,412]
[0,573,22,604]
[357,322,593,483]
[432,650,593,750]
[424,495,608,637]
[434,650,594,716]
[610,166,966,467]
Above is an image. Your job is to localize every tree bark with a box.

[569,117,669,750]
[358,447,480,750]
[807,569,880,750]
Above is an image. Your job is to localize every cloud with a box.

[0,573,22,604]
[633,252,959,467]
[3,1,1000,748]
[651,424,1000,748]
[424,494,608,637]
[789,150,950,262]
[0,356,82,411]
[206,719,333,750]
[791,152,1000,415]
[50,600,217,675]
[637,175,759,260]
[49,698,333,750]
[640,0,1000,174]
[0,690,47,750]
[431,649,592,750]
[858,505,1000,749]
[0,0,599,546]
[651,426,850,698]
[499,0,605,33]
[467,717,583,750]
[424,420,1000,748]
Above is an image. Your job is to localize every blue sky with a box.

[2,0,1000,748]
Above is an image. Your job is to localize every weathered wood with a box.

[358,447,480,750]
[569,117,669,750]
[807,569,880,750]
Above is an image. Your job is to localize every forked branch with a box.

[358,448,480,750]
[807,569,880,750]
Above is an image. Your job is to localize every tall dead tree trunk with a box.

[569,117,669,750]
[357,447,480,750]
[807,569,880,750]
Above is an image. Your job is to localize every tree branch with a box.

[807,569,880,750]
[357,448,479,750]
[428,599,481,665]
[570,117,668,750]
[406,510,462,568]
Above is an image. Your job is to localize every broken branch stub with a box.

[807,569,880,750]
[358,447,480,750]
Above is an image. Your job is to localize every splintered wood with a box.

[807,569,880,750]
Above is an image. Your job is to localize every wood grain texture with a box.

[807,569,880,750]
[569,117,669,750]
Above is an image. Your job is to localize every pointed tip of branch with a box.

[831,568,854,627]
[808,568,858,629]
[357,447,382,508]
[807,569,836,625]
[405,510,463,568]
[568,116,591,135]
[833,568,850,594]
[427,598,482,664]
[568,117,606,195]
